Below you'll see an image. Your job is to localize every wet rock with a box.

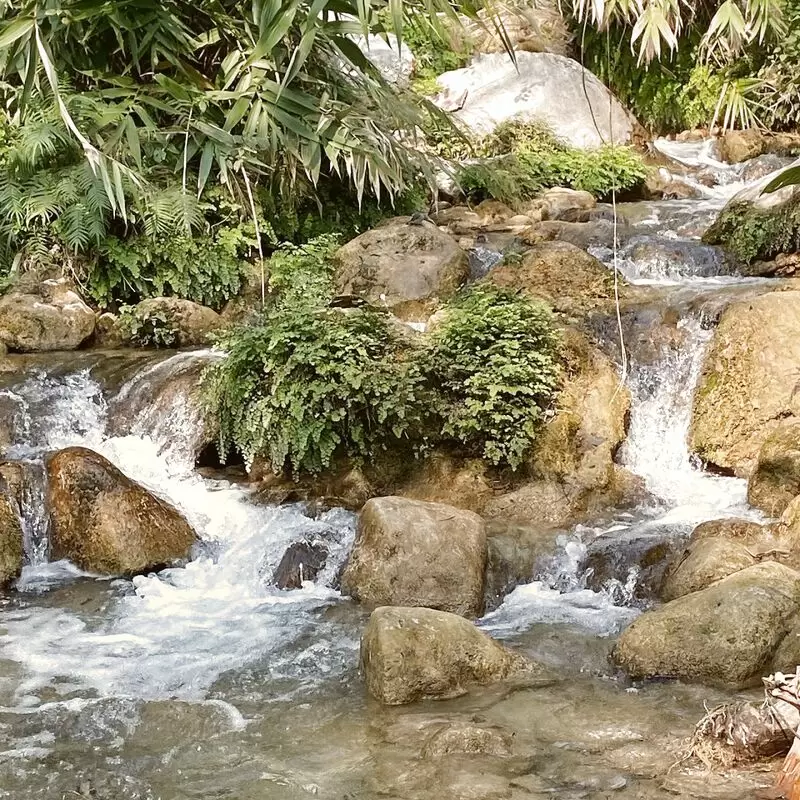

[718,129,765,164]
[94,311,125,349]
[582,523,687,603]
[106,350,218,463]
[360,606,533,704]
[399,454,494,515]
[484,333,639,527]
[484,520,562,609]
[644,170,700,200]
[0,493,23,587]
[612,562,800,686]
[487,240,622,317]
[661,517,800,602]
[272,541,328,589]
[435,52,636,148]
[46,446,197,575]
[332,218,469,322]
[121,298,223,347]
[738,153,790,183]
[0,279,95,352]
[342,496,487,617]
[422,722,513,758]
[747,421,800,516]
[522,219,623,251]
[535,188,597,222]
[691,291,800,477]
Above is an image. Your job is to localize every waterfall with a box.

[0,358,358,701]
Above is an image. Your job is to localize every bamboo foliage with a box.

[568,0,785,65]
[0,0,479,211]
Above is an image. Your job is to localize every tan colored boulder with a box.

[691,291,800,476]
[0,493,23,587]
[360,606,533,704]
[772,618,800,672]
[47,446,196,575]
[612,562,800,686]
[0,279,95,352]
[661,518,800,601]
[332,218,469,321]
[747,421,800,516]
[718,129,765,164]
[535,187,596,222]
[122,298,223,347]
[342,497,487,617]
[487,240,621,317]
[484,333,637,526]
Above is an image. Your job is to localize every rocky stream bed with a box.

[0,141,797,799]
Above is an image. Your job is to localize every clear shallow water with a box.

[0,157,783,797]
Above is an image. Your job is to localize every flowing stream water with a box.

[0,143,788,799]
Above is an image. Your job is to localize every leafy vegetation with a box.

[204,306,428,476]
[456,122,647,205]
[204,275,563,475]
[117,304,180,348]
[423,285,562,470]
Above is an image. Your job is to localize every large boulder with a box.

[691,291,800,476]
[0,279,95,352]
[46,447,196,575]
[484,332,639,526]
[332,218,469,322]
[360,606,533,704]
[120,298,223,348]
[718,129,766,164]
[342,497,487,617]
[434,52,637,148]
[747,421,800,516]
[659,518,771,602]
[612,562,800,686]
[486,240,621,317]
[0,493,23,587]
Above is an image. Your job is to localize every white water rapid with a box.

[0,359,358,703]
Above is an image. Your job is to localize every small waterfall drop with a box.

[0,358,358,702]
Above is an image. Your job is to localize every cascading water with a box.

[0,141,787,800]
[0,361,358,703]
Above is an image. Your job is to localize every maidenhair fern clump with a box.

[452,122,647,206]
[424,285,562,470]
[204,306,428,475]
[204,272,563,476]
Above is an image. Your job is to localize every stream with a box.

[0,142,790,799]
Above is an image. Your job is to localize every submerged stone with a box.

[360,606,534,705]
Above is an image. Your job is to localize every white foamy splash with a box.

[0,362,357,703]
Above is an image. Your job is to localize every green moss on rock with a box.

[702,199,800,265]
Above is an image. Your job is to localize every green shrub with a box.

[88,225,256,310]
[117,304,180,348]
[455,122,647,204]
[266,234,340,306]
[424,284,562,470]
[204,305,428,475]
